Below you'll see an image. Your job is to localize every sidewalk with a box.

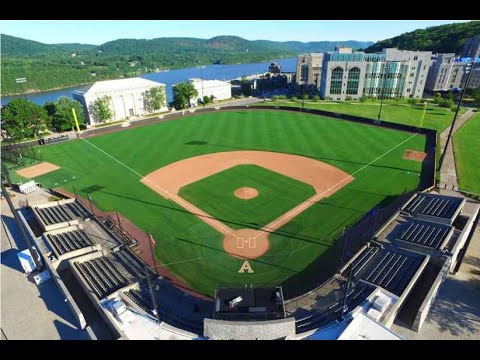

[1,188,90,340]
[439,108,475,190]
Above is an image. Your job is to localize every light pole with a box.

[438,60,475,170]
[420,101,428,129]
[377,61,387,123]
[197,65,206,106]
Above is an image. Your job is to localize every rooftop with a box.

[73,77,165,95]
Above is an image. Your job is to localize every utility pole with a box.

[340,265,353,320]
[1,177,43,271]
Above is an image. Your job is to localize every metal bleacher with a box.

[349,245,424,296]
[404,193,462,219]
[36,205,74,225]
[295,282,374,333]
[36,201,89,226]
[397,219,451,249]
[74,256,131,299]
[46,229,95,255]
[112,249,151,279]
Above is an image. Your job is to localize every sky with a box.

[0,20,472,45]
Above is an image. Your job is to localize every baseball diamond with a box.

[26,110,428,297]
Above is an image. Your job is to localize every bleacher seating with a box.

[404,193,463,219]
[101,216,138,248]
[36,204,75,225]
[42,134,69,145]
[113,249,151,278]
[74,256,130,299]
[295,283,373,333]
[348,245,424,296]
[46,229,95,255]
[398,219,451,249]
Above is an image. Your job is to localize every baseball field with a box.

[22,110,427,297]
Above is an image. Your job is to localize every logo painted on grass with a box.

[238,260,254,273]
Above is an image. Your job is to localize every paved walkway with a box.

[439,108,476,190]
[1,188,90,340]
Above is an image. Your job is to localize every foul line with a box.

[151,256,203,267]
[79,136,238,238]
[254,130,421,239]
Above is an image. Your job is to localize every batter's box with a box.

[237,238,245,248]
[248,238,256,248]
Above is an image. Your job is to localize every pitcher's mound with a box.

[234,187,259,200]
[403,150,427,162]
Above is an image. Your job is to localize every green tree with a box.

[1,98,49,140]
[90,96,113,123]
[144,86,166,112]
[433,93,442,104]
[203,95,212,104]
[240,76,252,96]
[173,82,198,110]
[45,97,85,132]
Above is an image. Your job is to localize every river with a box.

[1,58,297,106]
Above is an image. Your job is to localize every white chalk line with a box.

[79,136,238,238]
[254,130,421,239]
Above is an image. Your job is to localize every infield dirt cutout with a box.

[16,162,60,178]
[403,149,427,162]
[141,151,354,259]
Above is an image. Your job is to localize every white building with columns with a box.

[73,77,168,126]
[187,78,232,106]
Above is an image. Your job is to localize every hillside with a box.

[365,21,480,54]
[1,34,372,95]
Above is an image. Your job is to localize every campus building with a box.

[425,54,480,92]
[295,53,323,90]
[296,47,431,100]
[72,78,167,126]
[186,78,232,106]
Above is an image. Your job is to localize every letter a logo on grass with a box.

[238,260,254,273]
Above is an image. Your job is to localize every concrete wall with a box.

[449,206,480,273]
[412,258,451,331]
[17,211,87,330]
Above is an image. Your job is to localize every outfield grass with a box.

[34,110,427,296]
[260,100,460,132]
[453,113,480,195]
[179,164,316,230]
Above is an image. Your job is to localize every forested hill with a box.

[1,34,372,95]
[364,21,480,54]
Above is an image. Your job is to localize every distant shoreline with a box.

[3,82,94,97]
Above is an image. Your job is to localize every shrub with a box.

[291,96,297,101]
[345,96,352,101]
[408,98,419,105]
[313,95,320,102]
[359,96,367,103]
[302,93,309,100]
[272,95,279,101]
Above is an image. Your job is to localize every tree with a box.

[45,97,85,132]
[302,93,309,100]
[90,96,113,123]
[173,82,198,110]
[240,76,252,97]
[433,93,442,104]
[1,98,49,140]
[203,95,212,104]
[144,86,166,112]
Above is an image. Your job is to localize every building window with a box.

[330,67,343,95]
[414,56,418,60]
[301,64,309,82]
[346,67,361,95]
